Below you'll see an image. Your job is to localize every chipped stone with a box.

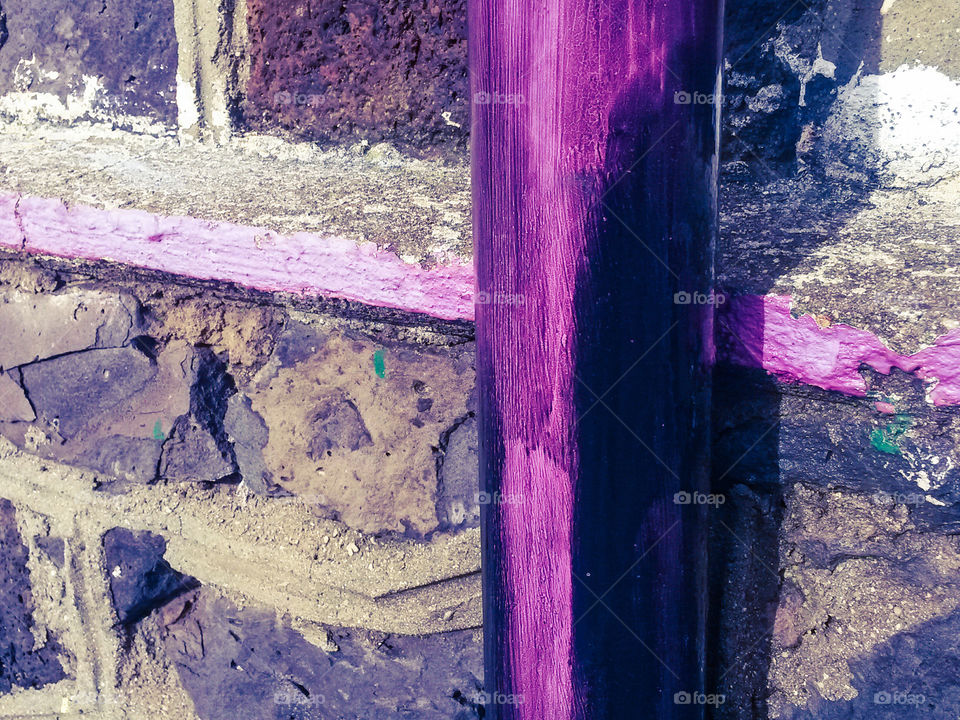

[0,369,34,422]
[0,288,139,370]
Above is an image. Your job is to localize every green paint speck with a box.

[869,415,913,455]
[373,349,386,378]
[869,429,901,455]
[153,420,165,442]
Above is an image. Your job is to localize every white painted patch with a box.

[822,65,960,186]
[0,63,169,136]
[0,72,104,124]
[899,449,955,497]
[176,75,201,134]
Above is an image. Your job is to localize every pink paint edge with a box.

[0,192,476,322]
[719,294,960,406]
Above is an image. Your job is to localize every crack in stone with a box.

[12,194,26,250]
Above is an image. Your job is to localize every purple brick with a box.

[244,0,468,156]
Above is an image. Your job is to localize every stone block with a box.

[436,415,479,530]
[103,527,200,626]
[6,341,236,484]
[238,320,475,535]
[0,0,178,130]
[243,0,468,155]
[158,590,482,720]
[0,288,139,370]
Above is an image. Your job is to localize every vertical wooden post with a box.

[471,0,723,717]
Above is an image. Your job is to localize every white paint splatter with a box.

[823,65,960,186]
[0,63,169,136]
[176,74,201,134]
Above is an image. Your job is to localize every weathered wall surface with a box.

[0,257,484,719]
[710,1,960,718]
[0,0,178,132]
[0,259,478,536]
[0,0,957,718]
[243,0,469,156]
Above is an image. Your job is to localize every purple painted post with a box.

[471,0,723,717]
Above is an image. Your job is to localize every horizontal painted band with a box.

[719,294,960,406]
[0,193,475,322]
[2,193,957,405]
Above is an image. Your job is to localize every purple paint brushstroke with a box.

[0,193,474,321]
[472,0,722,715]
[719,294,960,405]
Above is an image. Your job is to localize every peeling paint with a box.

[719,295,960,406]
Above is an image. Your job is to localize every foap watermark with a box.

[863,292,928,311]
[477,491,525,506]
[674,490,725,507]
[473,91,526,105]
[673,90,724,105]
[874,691,926,706]
[674,290,726,306]
[274,688,326,707]
[273,90,325,107]
[476,291,525,306]
[470,690,526,706]
[872,490,926,507]
[674,691,726,706]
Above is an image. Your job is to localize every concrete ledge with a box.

[0,438,481,635]
[0,123,472,319]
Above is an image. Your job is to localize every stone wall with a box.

[0,0,958,718]
[0,256,483,719]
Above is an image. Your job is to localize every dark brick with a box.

[174,348,238,481]
[75,434,162,484]
[243,0,468,157]
[0,0,178,128]
[7,343,240,485]
[0,499,67,692]
[20,346,157,440]
[159,590,482,720]
[160,416,236,483]
[436,414,479,531]
[103,527,199,626]
[712,365,960,526]
[223,393,279,495]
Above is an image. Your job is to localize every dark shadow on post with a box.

[570,28,720,716]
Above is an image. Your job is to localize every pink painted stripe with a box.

[0,193,475,322]
[719,294,960,406]
[3,194,960,407]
